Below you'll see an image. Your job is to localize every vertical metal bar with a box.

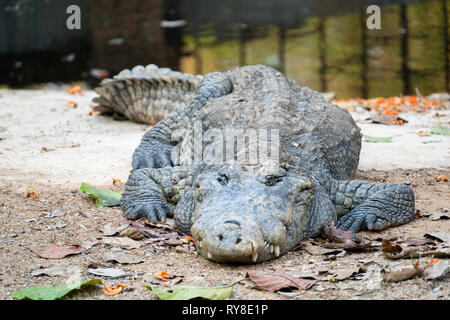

[278,25,286,74]
[318,17,327,93]
[360,9,368,99]
[238,26,247,67]
[443,0,449,92]
[400,3,410,95]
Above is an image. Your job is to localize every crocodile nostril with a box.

[236,237,241,244]
[218,234,224,241]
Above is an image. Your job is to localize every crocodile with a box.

[93,64,415,264]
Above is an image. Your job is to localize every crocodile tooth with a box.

[197,240,202,248]
[274,245,280,257]
[252,252,258,263]
[207,252,213,259]
[269,245,274,254]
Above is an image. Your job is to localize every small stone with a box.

[175,246,188,253]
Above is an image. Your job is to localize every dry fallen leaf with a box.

[88,105,100,116]
[423,210,450,221]
[322,225,375,250]
[88,267,130,279]
[41,146,55,152]
[433,175,448,182]
[417,130,430,136]
[381,239,403,254]
[245,269,315,292]
[25,189,38,201]
[102,223,129,236]
[35,245,85,259]
[383,264,423,282]
[118,226,146,240]
[327,267,365,282]
[66,100,78,108]
[155,271,171,282]
[182,237,194,244]
[423,260,450,280]
[44,208,65,219]
[112,178,122,185]
[368,114,408,126]
[101,236,141,250]
[382,238,450,259]
[103,283,128,296]
[31,265,76,277]
[67,85,82,94]
[424,232,450,243]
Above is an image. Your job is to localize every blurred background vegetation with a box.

[0,0,448,98]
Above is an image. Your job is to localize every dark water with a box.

[0,0,448,98]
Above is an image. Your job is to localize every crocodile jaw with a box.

[191,214,285,264]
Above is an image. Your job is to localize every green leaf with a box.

[10,279,102,300]
[363,134,393,143]
[80,182,122,207]
[430,127,450,136]
[146,284,233,300]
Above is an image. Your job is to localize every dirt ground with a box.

[0,88,449,300]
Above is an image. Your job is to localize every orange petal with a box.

[182,237,194,243]
[67,85,82,94]
[25,189,38,201]
[155,271,170,281]
[104,284,124,296]
[67,100,78,108]
[405,96,418,104]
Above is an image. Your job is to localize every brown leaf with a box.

[322,225,375,250]
[423,260,450,280]
[382,239,450,259]
[424,232,450,243]
[367,114,408,126]
[120,216,174,238]
[101,237,141,249]
[31,265,73,277]
[424,211,450,221]
[383,265,423,282]
[381,239,403,254]
[245,269,315,292]
[118,227,146,240]
[87,262,105,269]
[323,225,360,242]
[328,267,365,281]
[35,245,85,259]
[303,243,345,256]
[164,239,184,246]
[102,223,129,236]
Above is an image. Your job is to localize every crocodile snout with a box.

[192,216,266,263]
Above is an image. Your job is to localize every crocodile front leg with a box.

[132,72,233,170]
[330,179,415,233]
[121,166,193,223]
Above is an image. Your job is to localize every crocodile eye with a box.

[217,174,229,185]
[265,175,282,186]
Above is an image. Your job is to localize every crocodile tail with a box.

[92,64,203,125]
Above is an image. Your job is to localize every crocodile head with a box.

[186,164,315,263]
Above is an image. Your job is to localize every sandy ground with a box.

[0,88,449,300]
